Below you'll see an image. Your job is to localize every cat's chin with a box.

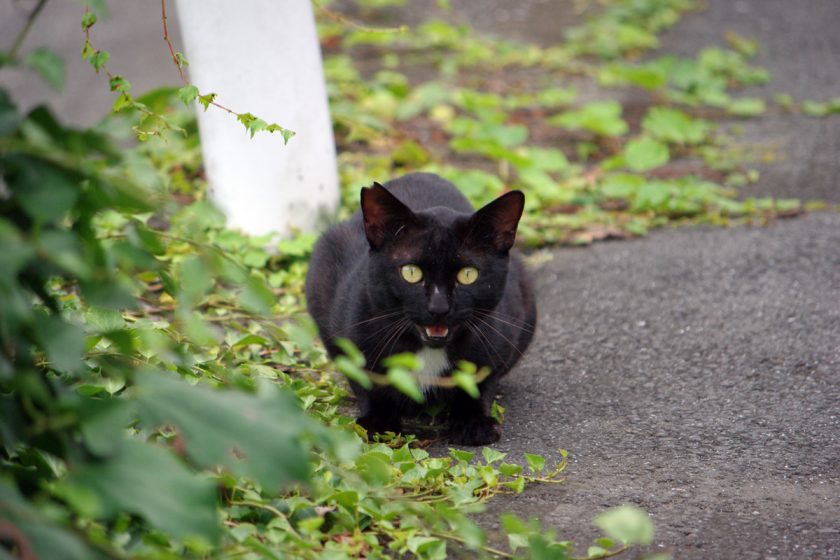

[416,324,454,348]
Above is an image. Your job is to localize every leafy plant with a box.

[549,101,629,137]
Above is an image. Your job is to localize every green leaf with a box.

[801,100,829,117]
[108,74,131,92]
[642,107,709,144]
[237,112,256,130]
[355,451,393,486]
[84,307,126,333]
[135,371,312,490]
[490,400,505,424]
[334,355,372,389]
[0,481,101,560]
[386,367,424,403]
[0,89,21,135]
[481,447,506,465]
[727,97,766,117]
[10,161,79,223]
[587,545,608,557]
[334,337,366,367]
[550,101,628,137]
[500,512,529,551]
[81,11,97,30]
[33,314,86,373]
[177,85,199,106]
[407,536,447,560]
[623,137,669,171]
[593,504,654,546]
[383,352,421,371]
[518,146,570,173]
[598,62,667,90]
[499,463,523,476]
[231,334,269,349]
[77,396,135,456]
[242,248,269,268]
[178,255,213,304]
[245,117,268,138]
[594,537,615,548]
[452,371,479,398]
[63,440,220,543]
[88,50,109,73]
[524,452,546,473]
[38,230,90,278]
[598,172,646,198]
[197,92,217,111]
[25,48,65,91]
[502,477,525,493]
[112,92,133,112]
[0,221,34,280]
[175,52,189,67]
[239,274,275,314]
[449,448,475,463]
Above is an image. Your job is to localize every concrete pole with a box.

[174,1,339,236]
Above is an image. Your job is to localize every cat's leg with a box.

[447,378,501,445]
[353,385,403,436]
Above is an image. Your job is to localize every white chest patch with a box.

[415,347,451,393]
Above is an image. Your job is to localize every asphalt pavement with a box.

[478,211,840,558]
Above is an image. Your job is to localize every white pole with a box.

[174,1,339,236]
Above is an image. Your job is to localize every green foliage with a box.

[593,505,655,546]
[565,0,696,59]
[622,137,670,171]
[727,97,766,117]
[79,9,294,144]
[642,107,710,145]
[800,98,840,117]
[0,91,342,555]
[550,101,629,137]
[25,48,65,91]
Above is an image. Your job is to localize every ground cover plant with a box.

[1,0,833,558]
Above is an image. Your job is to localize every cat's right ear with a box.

[360,182,416,249]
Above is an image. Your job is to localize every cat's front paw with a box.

[448,416,501,446]
[356,414,402,437]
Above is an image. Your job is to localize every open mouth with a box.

[423,325,449,338]
[418,324,452,345]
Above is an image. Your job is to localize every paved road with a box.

[478,212,840,558]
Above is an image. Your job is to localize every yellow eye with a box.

[456,266,478,285]
[400,264,423,284]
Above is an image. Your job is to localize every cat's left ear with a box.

[360,182,417,249]
[467,190,525,253]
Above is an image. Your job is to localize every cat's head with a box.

[360,182,524,348]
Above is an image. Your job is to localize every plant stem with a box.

[8,0,49,61]
[160,0,187,83]
[570,544,631,560]
[429,530,514,558]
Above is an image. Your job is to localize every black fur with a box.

[306,173,536,445]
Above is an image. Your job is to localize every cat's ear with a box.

[360,182,416,249]
[466,190,525,253]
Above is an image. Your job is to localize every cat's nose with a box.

[428,290,449,316]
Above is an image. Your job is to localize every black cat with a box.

[306,173,536,445]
